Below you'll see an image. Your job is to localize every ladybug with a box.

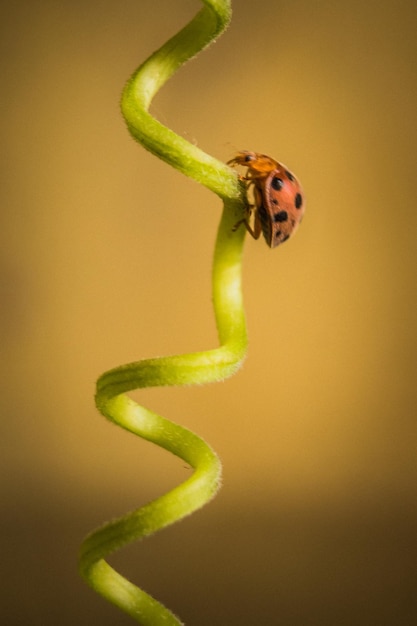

[228,150,305,248]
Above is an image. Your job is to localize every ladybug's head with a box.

[228,150,278,171]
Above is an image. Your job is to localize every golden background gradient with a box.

[2,1,417,624]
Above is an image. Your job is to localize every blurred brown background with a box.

[1,0,417,624]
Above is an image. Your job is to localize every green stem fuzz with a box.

[79,2,248,624]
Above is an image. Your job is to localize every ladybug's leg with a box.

[252,209,262,239]
[232,205,251,232]
[232,204,261,240]
[232,178,253,233]
[232,180,262,239]
[246,186,263,240]
[245,207,262,240]
[231,218,245,233]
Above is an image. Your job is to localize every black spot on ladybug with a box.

[295,193,303,209]
[282,234,290,242]
[275,230,282,238]
[272,198,278,205]
[271,177,284,191]
[274,210,288,223]
[285,170,295,182]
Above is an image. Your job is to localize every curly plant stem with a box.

[79,1,248,625]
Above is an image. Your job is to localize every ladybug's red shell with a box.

[228,151,305,248]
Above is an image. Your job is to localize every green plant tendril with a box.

[79,1,248,624]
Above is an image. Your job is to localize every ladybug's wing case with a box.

[263,168,305,248]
